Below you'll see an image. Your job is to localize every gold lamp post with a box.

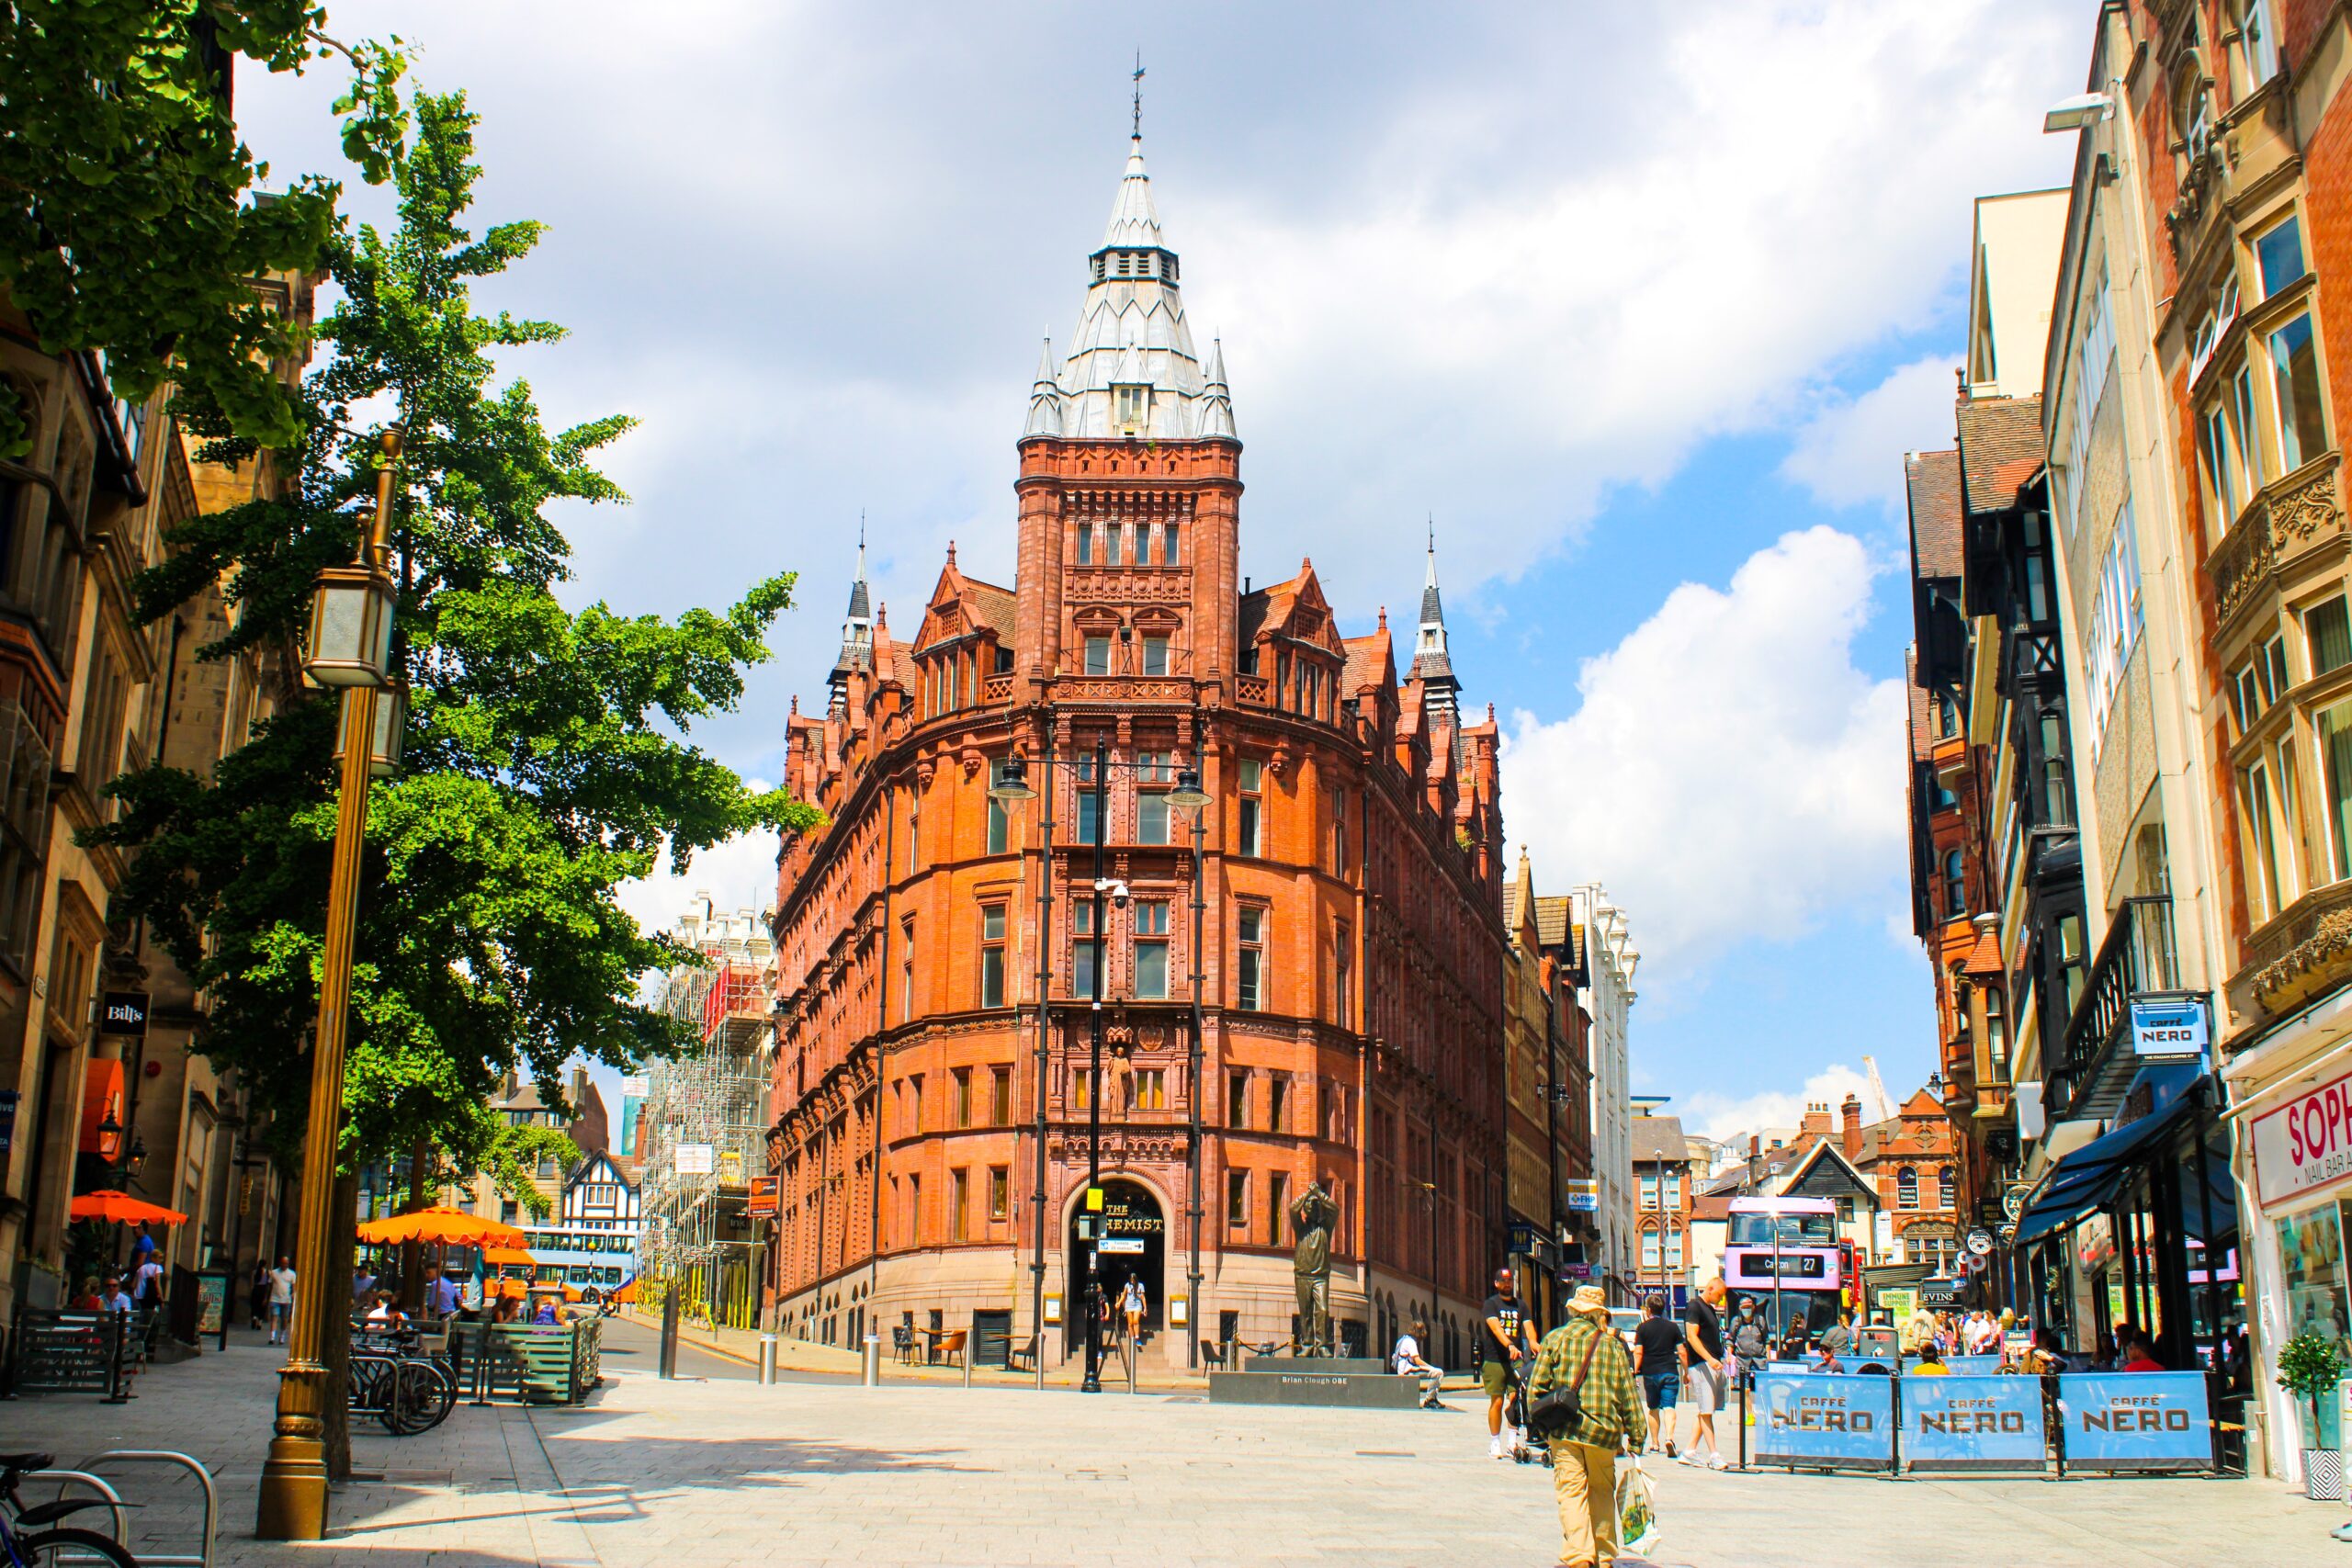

[257,428,403,1540]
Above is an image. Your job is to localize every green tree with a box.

[89,89,820,1190]
[0,2,409,455]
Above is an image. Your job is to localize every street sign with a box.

[1102,1237,1145,1254]
[2130,997,2208,1057]
[2002,1182,2031,1223]
[1962,1249,1988,1275]
[676,1144,715,1175]
[747,1176,778,1216]
[1563,1179,1600,1213]
[1965,1227,1993,1257]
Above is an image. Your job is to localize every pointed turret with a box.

[828,521,875,714]
[1199,336,1237,440]
[1413,524,1459,719]
[1023,335,1065,439]
[1034,132,1216,442]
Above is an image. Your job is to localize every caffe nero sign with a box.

[99,991,149,1038]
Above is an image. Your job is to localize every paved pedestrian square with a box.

[2,1328,2334,1567]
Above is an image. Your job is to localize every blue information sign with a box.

[1902,1374,2047,1472]
[2056,1373,2211,1472]
[1753,1372,1896,1471]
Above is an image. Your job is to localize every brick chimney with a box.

[1800,1101,1832,1139]
[1841,1094,1862,1159]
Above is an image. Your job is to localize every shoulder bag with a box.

[1526,1327,1606,1441]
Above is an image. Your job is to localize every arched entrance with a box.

[1065,1178,1166,1351]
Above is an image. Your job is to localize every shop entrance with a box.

[1065,1179,1165,1352]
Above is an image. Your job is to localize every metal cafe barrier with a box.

[28,1450,218,1568]
[1748,1370,2216,1477]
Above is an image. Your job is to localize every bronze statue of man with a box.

[1289,1179,1338,1356]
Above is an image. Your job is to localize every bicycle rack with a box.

[23,1470,128,1550]
[82,1451,216,1568]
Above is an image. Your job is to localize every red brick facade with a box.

[763,140,1510,1371]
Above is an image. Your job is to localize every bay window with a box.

[2269,311,2329,471]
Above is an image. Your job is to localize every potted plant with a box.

[2278,1326,2348,1500]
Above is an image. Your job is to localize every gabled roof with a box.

[1534,897,1573,951]
[1954,397,2045,518]
[1905,448,1963,578]
[1775,1137,1875,1201]
[1341,615,1396,696]
[1630,1115,1689,1163]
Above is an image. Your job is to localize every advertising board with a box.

[2251,1066,2352,1205]
[1752,1372,1895,1472]
[1902,1374,2046,1472]
[2055,1372,2211,1472]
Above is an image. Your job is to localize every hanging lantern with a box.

[334,682,408,779]
[304,558,398,688]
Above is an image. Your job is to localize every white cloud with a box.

[1502,525,1908,976]
[1681,1064,1874,1145]
[1781,355,1964,513]
[614,781,780,942]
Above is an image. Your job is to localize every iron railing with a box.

[2047,895,2178,1123]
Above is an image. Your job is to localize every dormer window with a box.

[1114,385,1149,428]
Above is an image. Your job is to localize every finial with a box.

[859,508,866,549]
[946,539,957,566]
[1132,51,1146,140]
[1428,513,1435,552]
[1378,605,1387,629]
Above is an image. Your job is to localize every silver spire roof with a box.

[1024,134,1231,443]
[1413,526,1457,695]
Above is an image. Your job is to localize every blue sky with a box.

[238,0,2098,1140]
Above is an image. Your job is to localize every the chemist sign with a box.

[2129,998,2206,1057]
[2252,1066,2352,1205]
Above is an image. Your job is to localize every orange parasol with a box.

[355,1204,525,1247]
[480,1247,537,1267]
[69,1190,187,1225]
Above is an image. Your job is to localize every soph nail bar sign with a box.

[2252,1067,2352,1204]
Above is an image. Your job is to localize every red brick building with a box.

[764,132,1510,1373]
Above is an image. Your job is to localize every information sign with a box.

[2130,997,2208,1057]
[2056,1372,2211,1472]
[675,1144,714,1176]
[1752,1372,1895,1471]
[1877,1288,1917,1321]
[1903,1374,2045,1472]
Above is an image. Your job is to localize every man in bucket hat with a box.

[1527,1284,1645,1568]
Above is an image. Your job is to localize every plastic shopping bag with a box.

[1617,1457,1662,1558]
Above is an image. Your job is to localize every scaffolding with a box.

[637,896,774,1329]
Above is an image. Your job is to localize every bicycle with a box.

[347,1329,457,1435]
[0,1452,138,1568]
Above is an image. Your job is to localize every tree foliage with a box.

[89,90,821,1178]
[0,2,410,455]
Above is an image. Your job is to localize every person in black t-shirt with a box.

[1479,1266,1537,1460]
[1679,1276,1729,1469]
[1631,1292,1686,1456]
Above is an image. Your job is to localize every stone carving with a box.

[2273,466,2339,544]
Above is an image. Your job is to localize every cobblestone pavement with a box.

[4,1325,2337,1567]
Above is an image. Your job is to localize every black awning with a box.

[2011,1077,2211,1247]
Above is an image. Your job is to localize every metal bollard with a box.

[862,1333,881,1387]
[757,1334,778,1385]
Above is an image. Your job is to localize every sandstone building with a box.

[764,130,1510,1372]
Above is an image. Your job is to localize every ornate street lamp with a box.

[987,756,1038,801]
[334,680,408,779]
[259,428,404,1541]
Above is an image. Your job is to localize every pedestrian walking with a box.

[1631,1292,1684,1456]
[1679,1276,1729,1470]
[1480,1266,1538,1460]
[1527,1284,1645,1568]
[249,1259,273,1330]
[1121,1273,1147,1344]
[1391,1317,1445,1406]
[267,1257,296,1344]
[131,1251,164,1310]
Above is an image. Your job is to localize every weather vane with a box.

[1133,51,1146,139]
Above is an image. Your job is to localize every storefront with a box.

[2007,1068,2245,1427]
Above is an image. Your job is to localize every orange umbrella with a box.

[70,1190,187,1225]
[480,1247,537,1267]
[355,1204,524,1247]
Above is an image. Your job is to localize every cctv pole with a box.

[1081,735,1109,1395]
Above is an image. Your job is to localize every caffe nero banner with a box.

[2056,1373,2211,1471]
[1902,1375,2045,1472]
[1753,1373,1895,1470]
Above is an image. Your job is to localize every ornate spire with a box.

[1034,128,1214,442]
[1198,335,1237,440]
[1413,522,1459,716]
[1023,335,1065,438]
[829,516,875,711]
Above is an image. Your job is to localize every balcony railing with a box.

[2046,895,2179,1124]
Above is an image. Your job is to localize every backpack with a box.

[1732,1314,1769,1359]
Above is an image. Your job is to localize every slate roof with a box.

[1905,448,1964,578]
[1954,397,2045,518]
[1630,1115,1690,1163]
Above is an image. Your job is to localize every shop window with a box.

[2278,1201,2350,1442]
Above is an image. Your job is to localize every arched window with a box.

[1943,850,1966,917]
[1897,1166,1919,1211]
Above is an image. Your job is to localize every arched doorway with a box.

[1065,1178,1166,1351]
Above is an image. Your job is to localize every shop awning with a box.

[2012,1078,2210,1247]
